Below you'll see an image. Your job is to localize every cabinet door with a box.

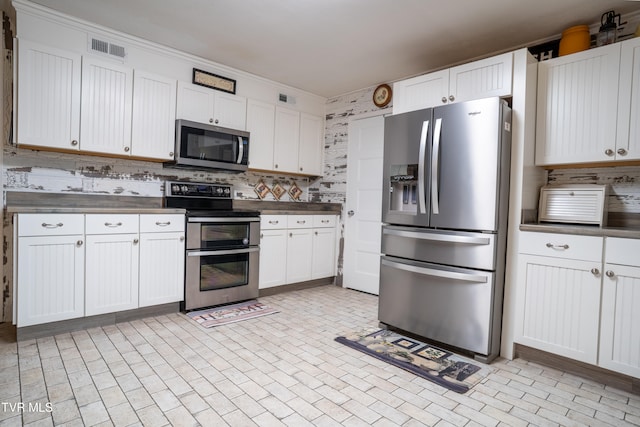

[213,92,247,130]
[515,254,601,364]
[286,228,313,283]
[85,233,139,315]
[17,235,84,326]
[298,113,324,176]
[535,44,621,165]
[392,69,449,114]
[311,227,336,279]
[131,70,177,160]
[616,37,640,161]
[139,231,185,307]
[176,81,215,124]
[259,229,287,288]
[273,107,300,173]
[449,52,513,103]
[16,39,81,150]
[80,56,133,156]
[247,99,276,171]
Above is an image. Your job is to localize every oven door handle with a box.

[187,217,261,223]
[187,247,259,257]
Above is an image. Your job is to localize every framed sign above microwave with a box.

[192,68,236,94]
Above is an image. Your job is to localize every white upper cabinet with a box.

[616,37,640,162]
[246,99,276,171]
[393,52,513,114]
[298,113,324,176]
[131,70,177,161]
[273,106,301,174]
[80,56,134,156]
[176,81,247,130]
[536,43,621,166]
[16,39,81,150]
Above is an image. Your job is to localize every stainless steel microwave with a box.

[167,119,250,172]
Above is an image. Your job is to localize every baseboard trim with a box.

[514,344,640,395]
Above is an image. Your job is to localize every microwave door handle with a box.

[431,118,442,215]
[417,120,429,214]
[236,136,244,164]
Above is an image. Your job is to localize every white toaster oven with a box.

[538,184,608,226]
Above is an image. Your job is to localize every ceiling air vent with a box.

[88,36,127,61]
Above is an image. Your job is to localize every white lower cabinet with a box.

[15,213,185,327]
[599,238,640,378]
[516,231,640,378]
[259,214,337,289]
[17,214,85,327]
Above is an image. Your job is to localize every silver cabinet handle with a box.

[268,220,279,225]
[289,232,293,237]
[155,221,171,226]
[315,231,318,235]
[71,140,78,146]
[124,146,130,152]
[606,270,615,278]
[169,152,174,157]
[441,97,447,103]
[209,118,214,123]
[215,119,219,124]
[300,167,303,172]
[605,148,614,156]
[448,95,455,102]
[260,233,263,239]
[274,164,278,169]
[77,240,83,246]
[617,148,627,156]
[297,220,306,224]
[591,268,600,276]
[546,243,569,249]
[133,238,139,244]
[179,235,185,241]
[347,210,354,217]
[321,219,330,223]
[382,258,488,283]
[104,222,123,227]
[42,222,63,228]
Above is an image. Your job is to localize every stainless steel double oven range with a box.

[164,181,260,311]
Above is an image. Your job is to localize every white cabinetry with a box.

[176,81,247,130]
[16,214,85,326]
[85,214,139,316]
[131,71,177,160]
[80,56,133,156]
[515,232,603,364]
[259,214,337,289]
[139,214,186,307]
[298,113,324,176]
[16,39,81,150]
[616,37,640,163]
[393,52,513,114]
[599,237,640,377]
[246,99,276,171]
[273,106,301,174]
[535,44,621,165]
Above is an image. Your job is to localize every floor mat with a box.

[186,300,279,328]
[336,327,490,393]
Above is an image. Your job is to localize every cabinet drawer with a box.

[17,214,84,236]
[287,215,312,229]
[86,214,139,234]
[313,215,337,228]
[140,214,185,233]
[606,237,640,266]
[519,231,602,262]
[261,215,287,230]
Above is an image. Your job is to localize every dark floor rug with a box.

[186,300,278,328]
[335,328,490,393]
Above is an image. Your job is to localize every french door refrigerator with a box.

[379,97,511,363]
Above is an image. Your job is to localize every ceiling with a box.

[25,0,640,98]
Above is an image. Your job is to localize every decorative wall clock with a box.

[373,84,392,108]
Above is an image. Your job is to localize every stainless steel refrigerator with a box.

[379,97,511,363]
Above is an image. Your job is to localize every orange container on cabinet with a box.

[559,25,591,56]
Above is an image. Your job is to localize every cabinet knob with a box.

[300,167,303,172]
[315,231,318,235]
[448,95,455,102]
[289,232,293,237]
[77,240,83,246]
[606,270,615,278]
[617,148,627,156]
[591,268,600,276]
[347,210,355,217]
[441,97,447,103]
[215,119,219,124]
[209,118,214,123]
[274,164,278,169]
[169,152,174,157]
[71,140,78,146]
[179,235,185,241]
[124,146,130,152]
[260,233,263,239]
[133,238,139,244]
[605,148,614,156]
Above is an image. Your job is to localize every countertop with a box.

[520,223,640,239]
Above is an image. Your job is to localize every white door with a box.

[343,115,385,295]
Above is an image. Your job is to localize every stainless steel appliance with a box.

[379,97,512,363]
[167,119,250,172]
[164,181,260,310]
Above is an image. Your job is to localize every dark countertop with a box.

[520,223,640,239]
[234,200,342,215]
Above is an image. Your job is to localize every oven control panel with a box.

[166,181,232,199]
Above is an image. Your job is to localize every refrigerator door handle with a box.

[383,227,491,245]
[382,258,488,283]
[431,118,442,215]
[417,120,429,214]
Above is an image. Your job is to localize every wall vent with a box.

[88,36,127,61]
[278,93,296,105]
